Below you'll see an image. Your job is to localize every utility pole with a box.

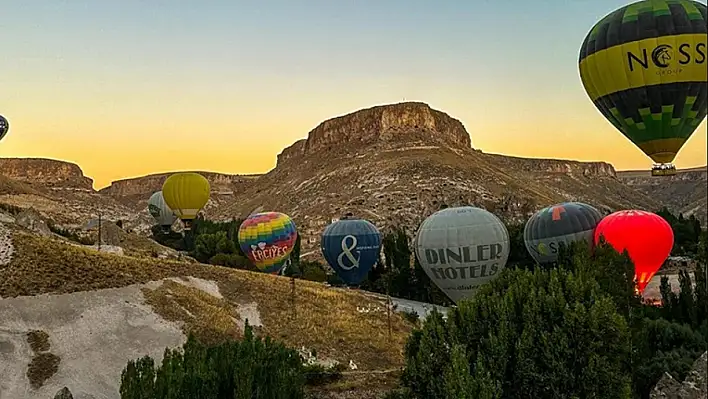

[97,211,102,251]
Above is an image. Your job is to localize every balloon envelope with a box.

[524,202,604,264]
[594,210,674,294]
[148,191,177,228]
[415,207,510,304]
[238,212,298,274]
[161,173,210,226]
[321,219,382,285]
[0,115,9,141]
[579,0,707,164]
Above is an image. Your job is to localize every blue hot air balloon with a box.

[321,218,382,285]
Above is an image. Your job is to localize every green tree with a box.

[120,323,305,399]
[630,317,706,398]
[194,231,234,263]
[505,222,536,270]
[291,233,301,266]
[400,267,633,399]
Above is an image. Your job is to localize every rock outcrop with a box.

[15,208,52,236]
[277,102,471,167]
[54,387,74,399]
[0,158,93,190]
[650,351,707,399]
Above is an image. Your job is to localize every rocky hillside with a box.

[0,170,153,232]
[214,102,665,255]
[0,220,410,398]
[617,167,707,224]
[99,171,260,212]
[0,158,94,190]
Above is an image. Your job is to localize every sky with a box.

[1,0,706,189]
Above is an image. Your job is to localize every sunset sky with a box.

[1,0,706,189]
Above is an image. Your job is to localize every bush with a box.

[209,253,250,268]
[631,317,707,398]
[120,323,305,399]
[299,261,328,282]
[302,362,345,386]
[399,267,633,399]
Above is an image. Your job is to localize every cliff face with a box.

[99,172,261,197]
[277,102,471,167]
[0,158,94,190]
[617,167,707,224]
[484,154,617,178]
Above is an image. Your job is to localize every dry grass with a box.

[306,371,402,398]
[142,280,243,346]
[3,230,412,374]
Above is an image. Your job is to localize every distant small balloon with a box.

[148,191,177,230]
[0,115,9,141]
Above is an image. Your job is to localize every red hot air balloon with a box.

[594,210,674,294]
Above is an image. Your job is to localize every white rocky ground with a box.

[0,222,14,267]
[0,277,248,399]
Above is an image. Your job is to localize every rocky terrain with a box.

[3,102,705,258]
[0,218,411,398]
[617,166,708,224]
[99,171,260,212]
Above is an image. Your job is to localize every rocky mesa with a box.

[214,102,673,256]
[0,158,94,191]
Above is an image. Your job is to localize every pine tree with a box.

[399,267,633,399]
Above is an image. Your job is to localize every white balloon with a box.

[415,207,510,304]
[148,191,177,228]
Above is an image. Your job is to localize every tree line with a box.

[149,208,705,308]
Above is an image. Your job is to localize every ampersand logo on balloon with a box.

[337,235,361,270]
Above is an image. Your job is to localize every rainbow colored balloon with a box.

[238,212,298,274]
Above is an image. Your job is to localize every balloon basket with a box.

[651,164,677,176]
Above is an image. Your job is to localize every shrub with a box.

[120,323,305,399]
[399,267,633,399]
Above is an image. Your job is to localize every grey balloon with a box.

[415,206,510,304]
[148,191,177,228]
[523,202,603,264]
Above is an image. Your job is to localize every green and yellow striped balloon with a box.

[579,0,707,164]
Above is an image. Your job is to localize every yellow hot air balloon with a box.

[579,0,707,176]
[161,172,210,230]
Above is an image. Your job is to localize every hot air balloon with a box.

[524,202,604,264]
[148,191,177,232]
[594,210,674,294]
[0,115,9,142]
[238,212,298,274]
[321,218,382,285]
[161,172,210,230]
[415,207,510,304]
[579,0,707,176]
